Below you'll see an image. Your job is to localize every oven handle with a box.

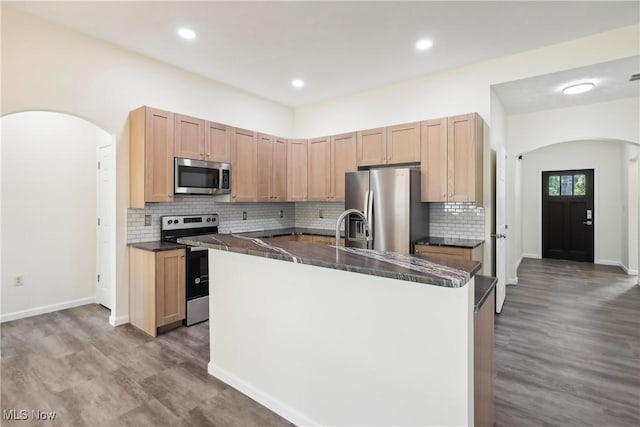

[189,247,209,252]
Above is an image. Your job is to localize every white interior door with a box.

[96,137,116,310]
[495,146,507,312]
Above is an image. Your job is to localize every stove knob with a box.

[167,220,173,224]
[174,219,180,223]
[207,218,211,223]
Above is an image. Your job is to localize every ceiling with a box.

[6,1,640,107]
[493,56,640,114]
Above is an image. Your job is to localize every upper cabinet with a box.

[287,139,308,201]
[331,132,357,201]
[357,128,386,166]
[307,136,331,201]
[386,122,420,164]
[257,134,287,202]
[420,113,484,206]
[307,133,357,201]
[231,127,258,202]
[357,122,420,167]
[206,121,231,163]
[174,114,205,160]
[129,106,174,208]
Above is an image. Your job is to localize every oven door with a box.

[185,246,209,300]
[175,158,220,195]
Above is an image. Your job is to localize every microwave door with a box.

[175,158,218,195]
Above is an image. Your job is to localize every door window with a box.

[548,174,587,196]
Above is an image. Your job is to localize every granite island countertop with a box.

[235,227,344,238]
[413,236,484,249]
[474,275,497,312]
[128,241,185,252]
[178,233,481,289]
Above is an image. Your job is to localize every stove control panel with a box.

[161,214,219,231]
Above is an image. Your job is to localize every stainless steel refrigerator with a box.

[344,167,428,254]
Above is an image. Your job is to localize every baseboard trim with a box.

[521,253,540,259]
[109,314,130,326]
[507,277,518,285]
[619,264,639,275]
[0,296,96,323]
[208,362,317,427]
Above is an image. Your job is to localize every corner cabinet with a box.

[287,139,308,201]
[231,127,258,202]
[421,113,484,206]
[258,134,287,202]
[129,248,186,337]
[129,106,175,208]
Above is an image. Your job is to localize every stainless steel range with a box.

[161,213,218,326]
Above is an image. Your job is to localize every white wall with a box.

[1,6,295,321]
[622,143,640,274]
[520,141,624,265]
[1,112,103,320]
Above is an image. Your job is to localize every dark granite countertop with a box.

[474,275,497,312]
[414,236,484,249]
[128,241,185,252]
[237,227,343,238]
[178,234,481,288]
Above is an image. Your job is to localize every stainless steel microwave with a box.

[174,158,231,195]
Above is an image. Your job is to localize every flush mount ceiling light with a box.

[291,79,305,88]
[415,39,433,51]
[561,81,595,95]
[177,28,196,40]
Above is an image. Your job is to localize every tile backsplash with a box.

[428,202,485,240]
[127,199,484,243]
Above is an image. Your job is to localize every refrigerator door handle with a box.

[367,191,374,231]
[363,191,370,221]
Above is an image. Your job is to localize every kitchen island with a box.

[179,233,483,426]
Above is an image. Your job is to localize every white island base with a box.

[207,249,475,426]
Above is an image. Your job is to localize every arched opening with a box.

[1,111,116,323]
[514,138,639,277]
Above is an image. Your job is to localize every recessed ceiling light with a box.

[416,39,433,51]
[177,28,196,40]
[292,79,305,88]
[561,81,595,95]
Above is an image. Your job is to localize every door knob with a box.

[583,221,593,226]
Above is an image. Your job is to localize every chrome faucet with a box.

[335,209,372,249]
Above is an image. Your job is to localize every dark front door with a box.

[542,169,594,262]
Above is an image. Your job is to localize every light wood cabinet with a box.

[414,243,484,266]
[357,127,386,166]
[474,286,495,427]
[129,106,174,208]
[386,122,420,164]
[287,139,308,201]
[206,121,231,162]
[174,113,205,160]
[331,132,357,201]
[231,127,258,202]
[129,248,185,337]
[421,113,484,205]
[308,136,332,201]
[258,134,287,202]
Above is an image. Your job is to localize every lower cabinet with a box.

[474,286,495,427]
[414,243,483,265]
[129,248,185,337]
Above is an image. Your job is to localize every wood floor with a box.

[495,258,640,427]
[2,258,638,426]
[1,305,293,427]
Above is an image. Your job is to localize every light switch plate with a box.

[144,215,152,226]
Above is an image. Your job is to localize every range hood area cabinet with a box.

[174,114,232,163]
[420,113,484,206]
[307,132,357,202]
[129,106,175,208]
[356,122,420,167]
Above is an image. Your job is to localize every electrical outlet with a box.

[144,215,152,226]
[14,275,24,286]
[279,209,284,218]
[319,209,324,218]
[242,211,247,220]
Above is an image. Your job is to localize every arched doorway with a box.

[1,111,116,322]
